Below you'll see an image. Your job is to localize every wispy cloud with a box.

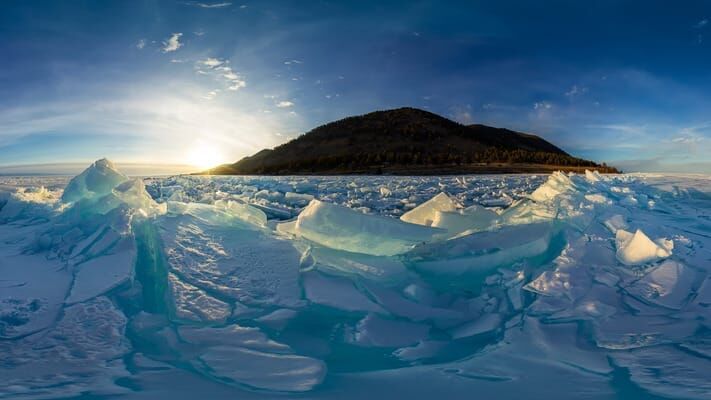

[203,90,219,100]
[565,85,588,98]
[614,157,711,173]
[0,91,296,166]
[195,57,247,94]
[669,125,709,148]
[694,18,708,29]
[672,135,703,144]
[162,33,183,53]
[450,104,474,124]
[531,101,555,122]
[584,123,648,136]
[136,39,146,50]
[576,121,711,172]
[223,71,247,91]
[276,100,294,108]
[183,1,232,8]
[533,101,552,110]
[200,57,224,68]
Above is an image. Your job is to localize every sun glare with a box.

[186,142,225,170]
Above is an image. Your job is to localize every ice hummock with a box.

[585,169,603,183]
[529,171,578,202]
[0,186,60,222]
[61,158,129,203]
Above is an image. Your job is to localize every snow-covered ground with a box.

[1,160,710,399]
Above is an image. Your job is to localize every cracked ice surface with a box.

[1,163,711,399]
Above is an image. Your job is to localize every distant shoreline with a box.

[200,163,620,176]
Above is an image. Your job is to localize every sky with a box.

[1,0,711,174]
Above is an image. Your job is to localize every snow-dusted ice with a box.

[1,161,711,399]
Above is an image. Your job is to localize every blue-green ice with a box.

[1,160,710,399]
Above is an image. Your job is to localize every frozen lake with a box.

[1,161,710,399]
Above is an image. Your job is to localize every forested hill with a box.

[207,107,619,175]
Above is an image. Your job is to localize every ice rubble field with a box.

[1,161,711,399]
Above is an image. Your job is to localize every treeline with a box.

[243,148,617,174]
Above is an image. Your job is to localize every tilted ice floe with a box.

[0,297,131,399]
[400,192,460,225]
[176,325,325,392]
[400,191,499,236]
[304,246,409,282]
[408,222,556,275]
[624,260,694,310]
[2,163,711,399]
[278,199,442,256]
[615,228,673,265]
[603,213,628,233]
[159,208,303,309]
[431,204,499,235]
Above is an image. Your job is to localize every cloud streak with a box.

[184,2,232,8]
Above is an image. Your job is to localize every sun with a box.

[186,142,225,170]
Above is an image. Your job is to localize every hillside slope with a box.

[209,107,617,175]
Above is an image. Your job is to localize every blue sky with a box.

[1,0,711,173]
